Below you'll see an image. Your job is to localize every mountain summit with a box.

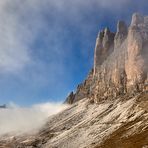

[66,12,148,104]
[1,13,148,148]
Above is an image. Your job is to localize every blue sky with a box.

[0,0,148,106]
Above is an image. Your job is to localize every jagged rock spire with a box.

[94,27,115,74]
[65,13,148,104]
[131,13,144,26]
[117,21,127,34]
[114,21,127,49]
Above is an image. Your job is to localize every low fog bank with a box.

[0,102,68,136]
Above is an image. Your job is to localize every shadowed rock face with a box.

[94,28,115,70]
[64,92,75,104]
[66,13,148,104]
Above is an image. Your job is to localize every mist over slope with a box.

[0,102,68,136]
[1,93,148,148]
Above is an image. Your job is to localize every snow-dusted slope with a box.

[1,93,148,148]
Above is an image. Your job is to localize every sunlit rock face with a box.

[93,13,148,102]
[66,13,148,104]
[126,13,148,92]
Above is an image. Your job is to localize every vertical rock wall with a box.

[65,13,148,104]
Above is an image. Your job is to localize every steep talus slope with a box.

[1,93,148,148]
[43,93,148,148]
[0,13,148,148]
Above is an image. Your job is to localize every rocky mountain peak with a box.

[116,21,127,34]
[97,30,104,40]
[131,13,144,26]
[65,13,148,104]
[104,27,110,35]
[114,20,128,50]
[94,27,115,74]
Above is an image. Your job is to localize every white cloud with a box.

[0,0,131,73]
[0,0,47,73]
[0,1,30,73]
[0,102,68,136]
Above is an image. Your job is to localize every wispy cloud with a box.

[0,1,30,73]
[0,0,131,73]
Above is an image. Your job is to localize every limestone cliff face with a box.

[66,13,148,104]
[126,13,148,92]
